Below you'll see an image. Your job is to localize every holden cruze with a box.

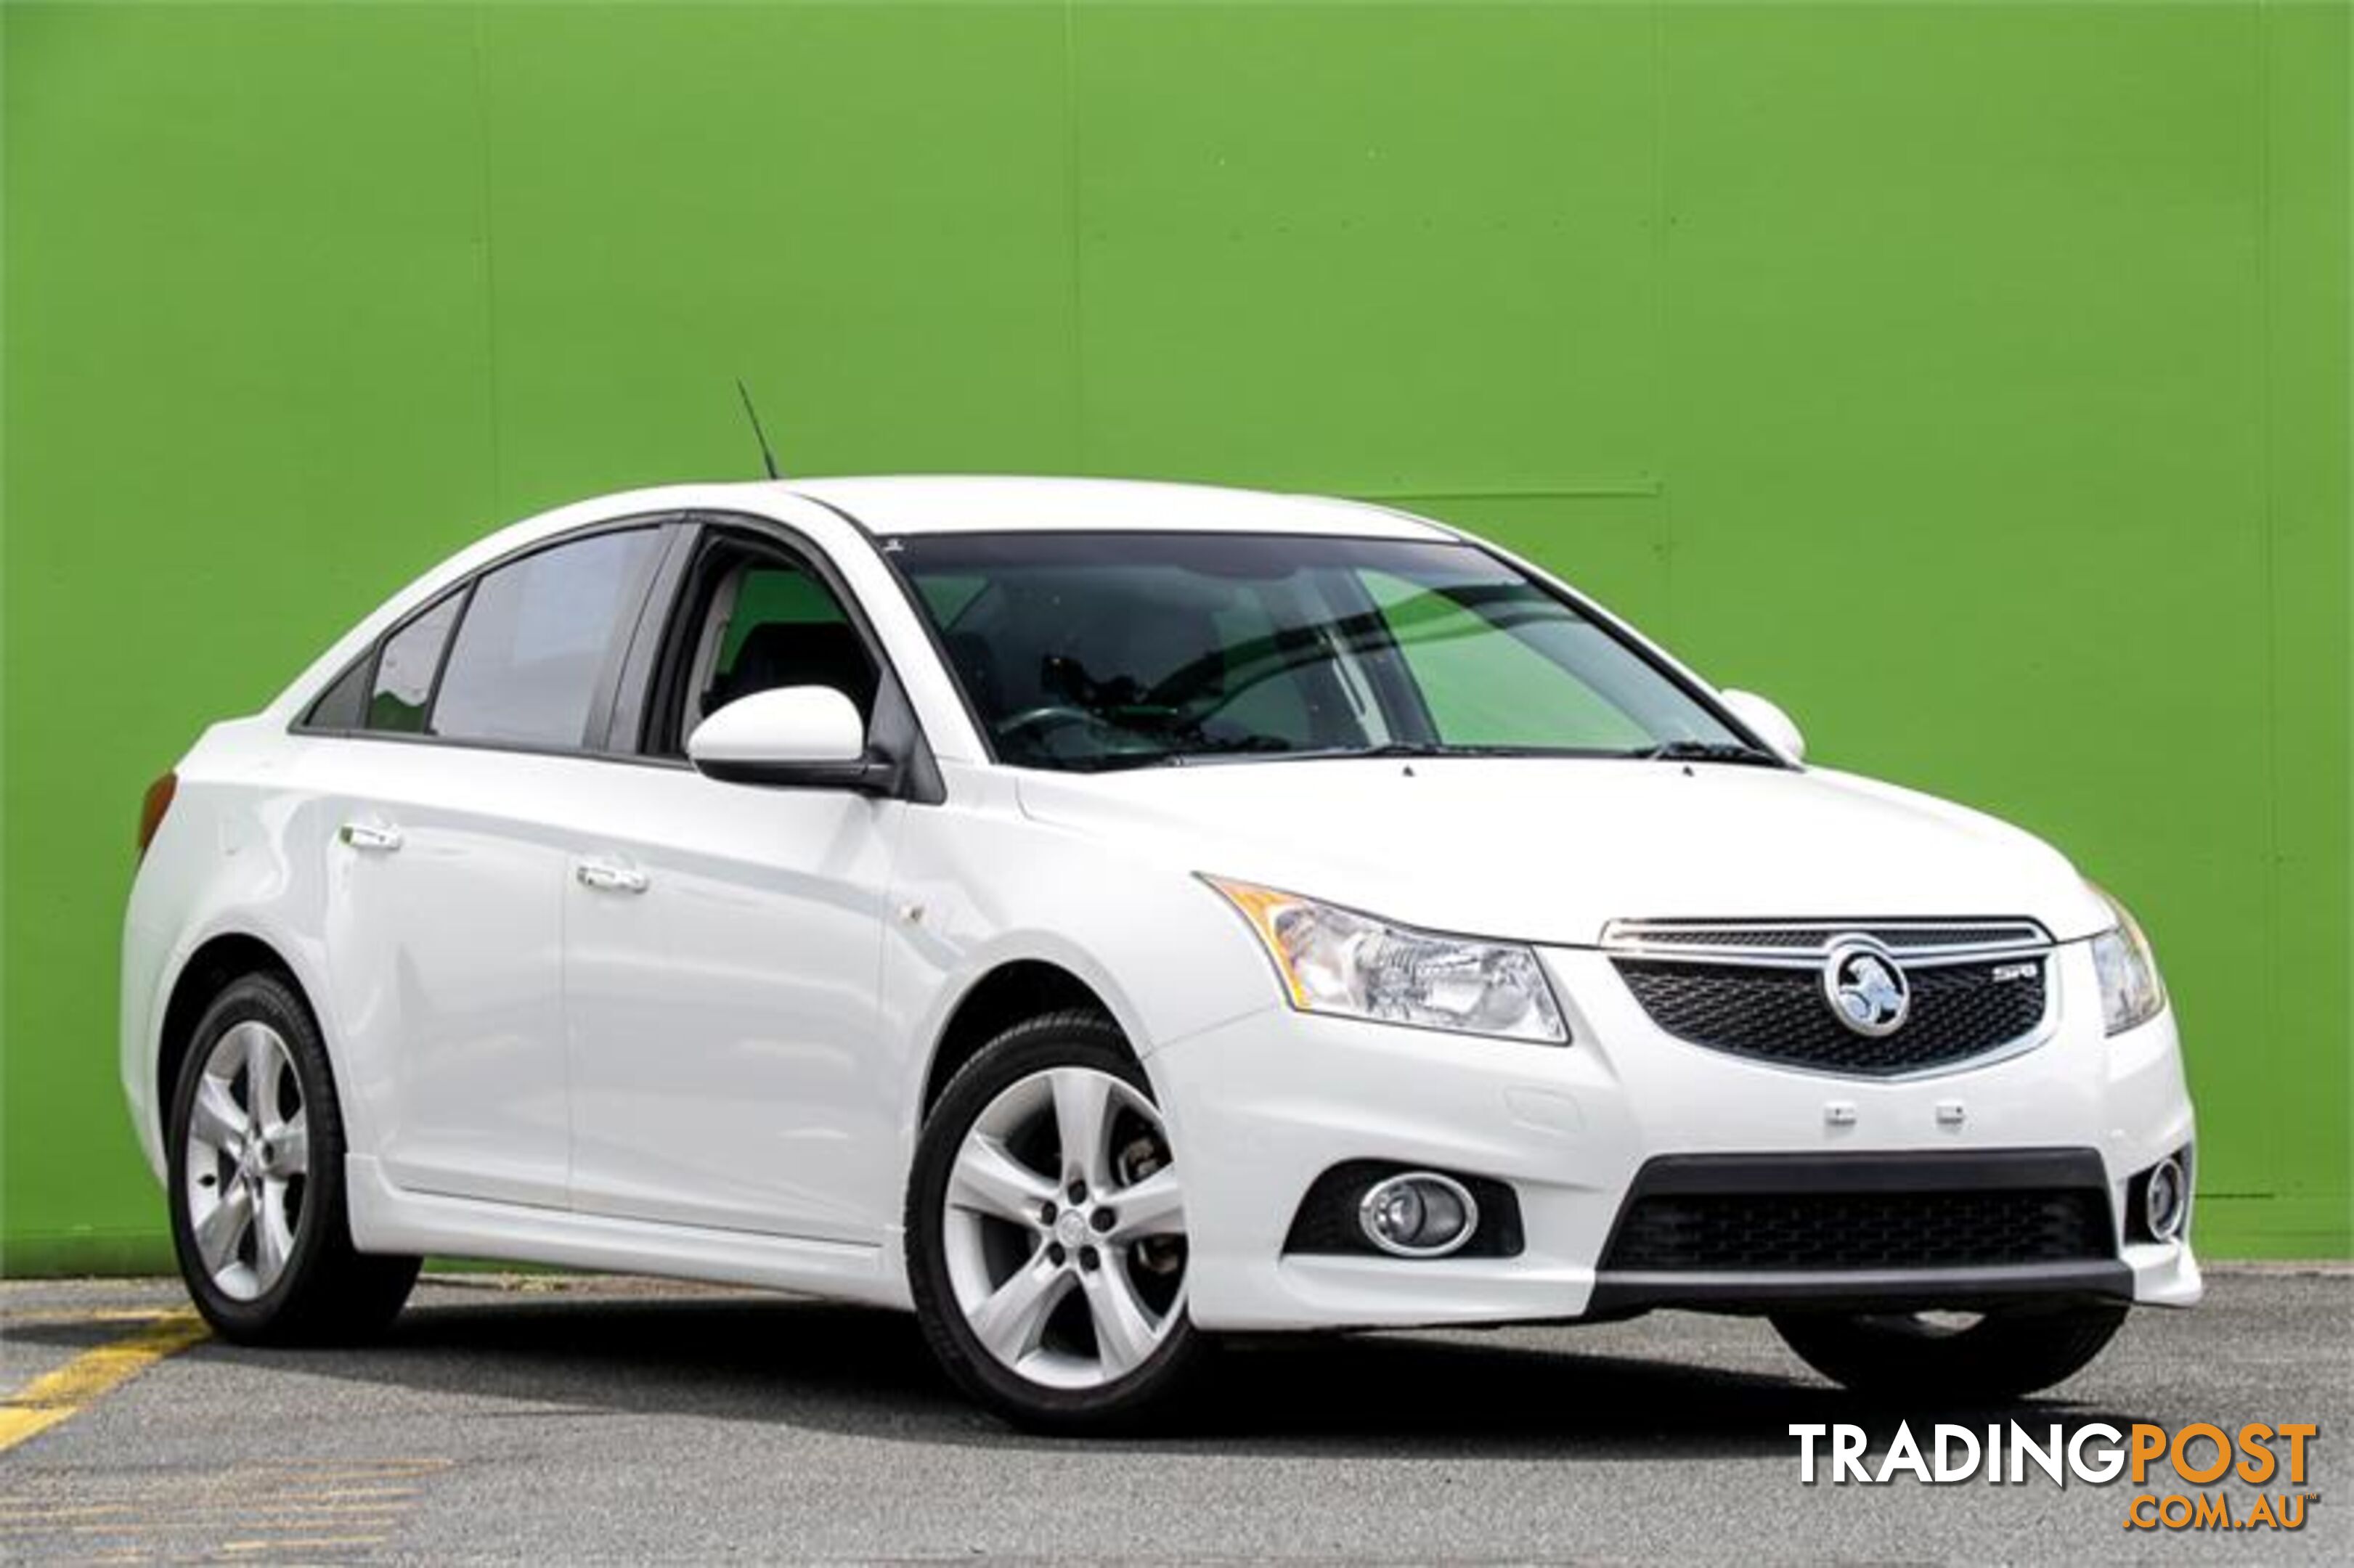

[121,476,2197,1428]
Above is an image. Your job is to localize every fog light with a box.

[2143,1155,2188,1242]
[1358,1172,1479,1258]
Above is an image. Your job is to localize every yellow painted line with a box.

[0,1309,184,1329]
[30,1511,406,1534]
[219,1537,386,1553]
[0,1310,208,1455]
[1,1506,404,1529]
[281,1461,449,1474]
[58,1523,205,1535]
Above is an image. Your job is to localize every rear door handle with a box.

[574,857,649,895]
[338,821,404,853]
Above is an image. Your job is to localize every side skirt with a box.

[344,1156,913,1310]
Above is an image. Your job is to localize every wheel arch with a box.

[919,957,1132,1120]
[154,931,311,1151]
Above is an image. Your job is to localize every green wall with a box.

[4,1,2347,1271]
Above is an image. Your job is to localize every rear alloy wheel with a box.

[167,973,419,1344]
[1773,1302,2130,1402]
[908,1012,1203,1430]
[183,1018,309,1302]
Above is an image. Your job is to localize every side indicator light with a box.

[136,771,178,863]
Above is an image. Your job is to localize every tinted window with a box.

[366,593,462,735]
[431,530,660,748]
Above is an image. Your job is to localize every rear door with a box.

[304,521,671,1206]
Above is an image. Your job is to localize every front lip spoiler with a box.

[1584,1259,2135,1318]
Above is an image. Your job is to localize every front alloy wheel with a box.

[908,1011,1204,1429]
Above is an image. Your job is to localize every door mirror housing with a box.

[687,687,900,793]
[1718,688,1806,763]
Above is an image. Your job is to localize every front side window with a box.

[431,528,661,748]
[643,537,881,757]
[695,561,875,726]
[891,531,1757,772]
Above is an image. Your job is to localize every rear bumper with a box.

[1149,943,2202,1332]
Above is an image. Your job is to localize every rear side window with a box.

[430,529,661,748]
[302,661,370,731]
[298,591,460,732]
[367,594,463,734]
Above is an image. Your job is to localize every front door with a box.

[561,529,906,1242]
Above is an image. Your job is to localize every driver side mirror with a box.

[687,687,902,793]
[1718,688,1806,763]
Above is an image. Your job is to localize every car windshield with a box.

[889,531,1766,773]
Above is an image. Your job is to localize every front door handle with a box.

[575,858,650,895]
[338,821,404,853]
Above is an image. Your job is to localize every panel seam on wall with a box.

[2255,0,2281,1206]
[470,3,505,512]
[1062,0,1087,471]
[1651,0,1676,639]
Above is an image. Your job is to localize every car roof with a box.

[782,475,1454,539]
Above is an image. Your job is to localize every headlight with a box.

[1203,877,1568,1044]
[2088,882,2166,1035]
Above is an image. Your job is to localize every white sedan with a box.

[121,476,2198,1429]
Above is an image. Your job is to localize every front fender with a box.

[879,771,1277,1163]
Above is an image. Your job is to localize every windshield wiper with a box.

[1229,741,1557,764]
[1329,740,1466,759]
[1624,739,1785,767]
[1132,740,1462,768]
[1144,735,1298,767]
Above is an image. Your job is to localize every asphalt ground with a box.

[1,1267,2346,1564]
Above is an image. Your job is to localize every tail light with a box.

[136,771,178,863]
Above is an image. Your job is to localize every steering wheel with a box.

[993,705,1102,743]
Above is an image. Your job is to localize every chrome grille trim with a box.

[1600,918,2052,971]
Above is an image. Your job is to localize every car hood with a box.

[1011,759,2110,947]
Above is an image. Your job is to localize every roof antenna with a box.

[735,377,782,480]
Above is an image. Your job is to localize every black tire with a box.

[906,1009,1207,1432]
[1773,1301,2130,1402]
[166,972,419,1344]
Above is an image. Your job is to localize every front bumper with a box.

[1150,942,2200,1333]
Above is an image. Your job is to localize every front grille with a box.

[1603,1187,2111,1273]
[1613,957,2048,1075]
